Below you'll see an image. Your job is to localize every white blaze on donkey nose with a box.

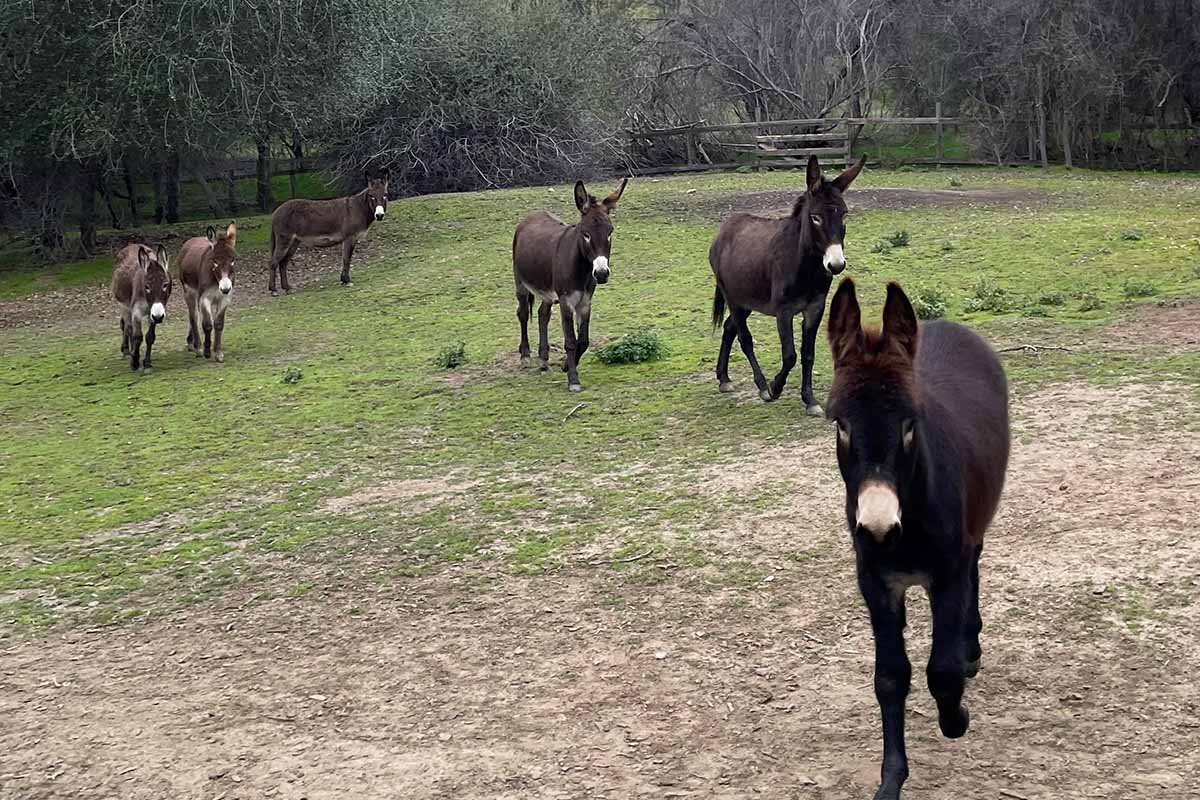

[823,243,845,271]
[150,302,165,320]
[218,277,232,294]
[857,481,901,541]
[592,255,610,279]
[375,205,385,219]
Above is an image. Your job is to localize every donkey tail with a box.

[711,285,726,331]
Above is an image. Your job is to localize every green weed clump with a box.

[1022,306,1049,318]
[887,230,911,248]
[1078,293,1104,312]
[1036,290,1066,306]
[1122,279,1157,299]
[1120,229,1144,241]
[434,341,468,369]
[911,287,948,320]
[595,330,666,365]
[281,367,303,385]
[964,277,1010,313]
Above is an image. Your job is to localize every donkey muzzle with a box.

[218,277,233,295]
[823,243,846,275]
[593,256,610,284]
[374,205,386,221]
[150,302,166,323]
[856,481,901,543]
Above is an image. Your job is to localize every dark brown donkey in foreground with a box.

[710,155,864,413]
[111,243,171,373]
[512,177,627,392]
[180,223,237,362]
[825,279,1010,800]
[268,171,389,294]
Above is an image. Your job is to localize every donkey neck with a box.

[778,215,825,275]
[347,190,373,229]
[558,225,594,289]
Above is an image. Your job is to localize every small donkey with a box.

[268,170,389,294]
[512,177,628,392]
[111,243,171,373]
[179,223,237,362]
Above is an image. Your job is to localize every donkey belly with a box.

[300,233,345,248]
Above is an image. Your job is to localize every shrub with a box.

[949,176,963,188]
[1036,290,1066,306]
[595,330,666,364]
[434,341,468,369]
[1122,279,1157,298]
[1120,229,1144,241]
[887,230,911,248]
[870,241,893,254]
[963,277,1009,313]
[1078,293,1103,312]
[1022,306,1048,317]
[911,287,948,320]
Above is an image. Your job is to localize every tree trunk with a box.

[289,128,303,198]
[1061,109,1073,169]
[100,173,120,229]
[152,161,165,224]
[39,192,66,253]
[78,165,97,256]
[1036,65,1049,168]
[122,157,139,225]
[165,151,181,224]
[256,137,273,212]
[189,163,222,216]
[227,170,240,215]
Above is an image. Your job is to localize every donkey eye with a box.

[810,214,823,226]
[902,419,915,451]
[582,232,592,243]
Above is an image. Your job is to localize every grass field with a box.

[2,166,1199,799]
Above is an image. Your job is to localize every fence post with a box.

[935,101,944,162]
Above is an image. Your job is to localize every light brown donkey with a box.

[180,223,237,362]
[268,170,389,294]
[111,243,171,373]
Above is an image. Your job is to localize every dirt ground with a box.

[3,380,1198,800]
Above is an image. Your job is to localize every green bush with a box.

[964,277,1009,313]
[911,287,948,320]
[949,176,963,188]
[887,230,911,248]
[1120,229,1144,241]
[870,241,893,254]
[434,341,468,369]
[1036,290,1066,306]
[595,330,666,365]
[1022,306,1049,318]
[1122,279,1157,298]
[1078,293,1103,312]
[281,367,303,385]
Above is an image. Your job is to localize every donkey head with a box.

[802,155,865,276]
[825,278,920,544]
[364,170,390,221]
[573,177,628,284]
[138,245,172,323]
[206,222,237,295]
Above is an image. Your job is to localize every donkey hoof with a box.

[215,352,225,364]
[806,403,825,417]
[539,359,549,372]
[569,383,583,393]
[939,705,970,739]
[759,389,775,403]
[718,382,735,393]
[141,365,153,375]
[270,289,279,297]
[520,355,531,367]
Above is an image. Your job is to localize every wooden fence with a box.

[624,105,1029,175]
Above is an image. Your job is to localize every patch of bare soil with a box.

[2,382,1198,799]
[320,475,478,515]
[1105,298,1200,354]
[680,186,1052,223]
[0,234,384,332]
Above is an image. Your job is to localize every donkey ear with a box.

[602,177,628,209]
[827,277,864,366]
[574,180,590,213]
[882,282,919,360]
[832,156,866,193]
[379,168,390,185]
[806,155,823,194]
[137,246,150,271]
[225,222,237,248]
[206,225,216,243]
[156,244,169,273]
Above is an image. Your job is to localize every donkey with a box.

[512,177,628,392]
[709,155,865,414]
[180,223,237,362]
[825,279,1010,800]
[111,243,171,373]
[268,170,389,294]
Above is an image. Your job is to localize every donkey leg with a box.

[213,310,226,363]
[129,317,144,372]
[340,239,355,286]
[280,240,298,293]
[560,306,582,391]
[142,321,156,373]
[965,545,984,677]
[799,294,827,416]
[201,304,213,360]
[120,316,129,355]
[860,571,912,800]
[715,316,738,392]
[537,301,552,371]
[269,236,279,296]
[732,309,771,402]
[928,572,972,739]
[574,298,592,364]
[185,292,199,353]
[516,290,533,364]
[769,312,797,400]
